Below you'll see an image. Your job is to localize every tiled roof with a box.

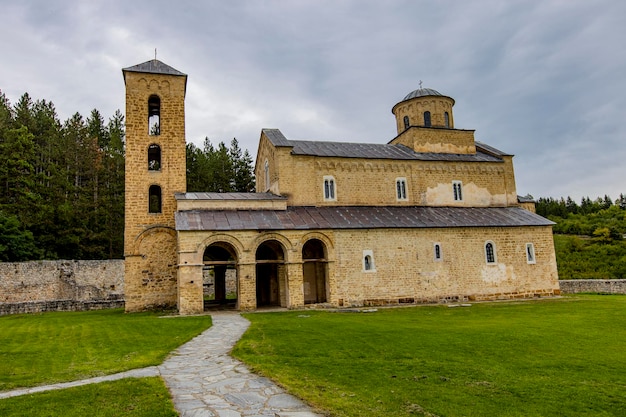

[176,192,285,201]
[261,129,506,162]
[176,206,554,231]
[122,59,186,76]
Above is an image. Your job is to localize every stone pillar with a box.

[178,264,203,315]
[286,262,305,308]
[238,262,257,311]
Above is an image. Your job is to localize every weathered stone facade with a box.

[122,59,559,315]
[0,260,124,315]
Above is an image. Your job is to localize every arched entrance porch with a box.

[302,239,328,304]
[203,242,238,310]
[255,240,287,307]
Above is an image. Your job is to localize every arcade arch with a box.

[302,238,328,304]
[203,242,238,308]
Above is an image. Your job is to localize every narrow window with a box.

[403,115,410,130]
[264,160,270,191]
[396,178,407,201]
[363,250,375,271]
[453,181,463,201]
[424,111,431,127]
[323,176,336,201]
[526,243,536,264]
[148,95,160,136]
[148,144,161,171]
[485,241,496,264]
[434,243,442,261]
[149,185,162,213]
[444,112,450,128]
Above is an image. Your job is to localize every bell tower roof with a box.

[122,59,187,92]
[123,59,186,77]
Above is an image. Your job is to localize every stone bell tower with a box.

[122,59,187,312]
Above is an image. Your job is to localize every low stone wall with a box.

[0,260,124,315]
[559,279,626,294]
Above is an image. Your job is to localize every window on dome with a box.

[424,111,431,127]
[403,116,410,130]
[444,112,450,128]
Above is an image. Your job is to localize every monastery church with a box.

[122,59,560,315]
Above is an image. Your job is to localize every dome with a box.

[403,87,444,101]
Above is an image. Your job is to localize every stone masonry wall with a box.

[559,279,626,294]
[0,260,124,315]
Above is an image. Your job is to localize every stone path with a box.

[0,312,324,417]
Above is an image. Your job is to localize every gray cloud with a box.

[1,0,624,201]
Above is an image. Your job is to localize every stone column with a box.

[238,262,257,311]
[286,262,305,308]
[178,264,203,315]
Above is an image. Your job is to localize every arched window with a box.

[148,144,161,171]
[363,250,375,271]
[396,178,407,201]
[485,241,496,264]
[148,95,160,136]
[264,160,270,191]
[453,181,463,201]
[434,243,442,261]
[403,115,410,130]
[444,112,450,128]
[149,185,162,213]
[323,176,336,201]
[526,243,536,264]
[424,111,431,127]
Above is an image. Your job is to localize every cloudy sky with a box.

[1,0,624,201]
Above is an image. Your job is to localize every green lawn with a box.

[0,308,212,391]
[0,377,177,417]
[233,295,626,417]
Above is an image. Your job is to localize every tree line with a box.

[536,194,626,279]
[0,90,255,262]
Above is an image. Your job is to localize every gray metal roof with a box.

[122,59,186,77]
[176,192,286,201]
[262,129,291,146]
[261,129,506,162]
[475,141,512,157]
[403,88,444,101]
[176,206,554,231]
[291,140,503,162]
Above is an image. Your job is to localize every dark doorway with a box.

[255,240,285,307]
[203,243,238,310]
[302,239,328,304]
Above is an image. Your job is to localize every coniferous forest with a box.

[1,90,625,280]
[0,90,254,262]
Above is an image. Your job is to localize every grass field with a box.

[233,295,626,417]
[0,308,212,391]
[0,377,177,417]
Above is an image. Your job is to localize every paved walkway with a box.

[0,312,323,417]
